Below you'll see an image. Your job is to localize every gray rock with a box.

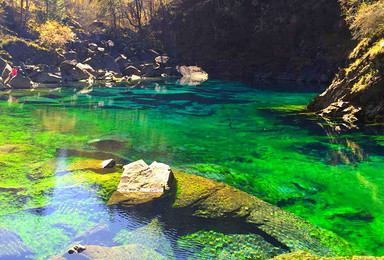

[64,51,79,62]
[60,60,94,82]
[101,55,121,76]
[1,64,12,83]
[140,63,161,77]
[32,72,61,84]
[28,65,62,84]
[115,55,131,70]
[122,65,141,77]
[108,160,175,205]
[8,74,33,89]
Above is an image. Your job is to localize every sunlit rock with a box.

[101,159,115,169]
[176,65,208,85]
[107,160,175,205]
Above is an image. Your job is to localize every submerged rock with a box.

[71,223,114,247]
[108,160,175,205]
[113,219,174,259]
[171,170,362,256]
[0,227,35,259]
[178,230,287,259]
[52,244,166,260]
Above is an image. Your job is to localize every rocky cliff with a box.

[308,0,384,124]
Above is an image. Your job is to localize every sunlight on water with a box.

[0,79,384,258]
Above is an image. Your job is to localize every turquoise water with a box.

[0,79,384,258]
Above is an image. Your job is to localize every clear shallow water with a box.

[0,79,384,258]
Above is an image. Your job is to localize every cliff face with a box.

[156,0,354,82]
[308,37,384,124]
[308,0,384,124]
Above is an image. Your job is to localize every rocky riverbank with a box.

[0,18,208,90]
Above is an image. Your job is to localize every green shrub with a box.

[349,1,384,39]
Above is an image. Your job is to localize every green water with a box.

[0,79,384,258]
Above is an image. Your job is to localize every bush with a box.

[39,20,74,48]
[349,1,384,39]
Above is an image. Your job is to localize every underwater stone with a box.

[172,170,362,256]
[71,223,114,247]
[0,227,35,259]
[52,244,167,260]
[108,160,175,205]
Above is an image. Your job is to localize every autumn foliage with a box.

[39,20,73,48]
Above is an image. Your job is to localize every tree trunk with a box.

[45,0,49,20]
[20,0,24,25]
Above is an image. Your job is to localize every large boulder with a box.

[176,65,208,80]
[171,170,362,257]
[0,227,35,259]
[108,160,175,205]
[28,65,62,84]
[60,60,95,82]
[140,63,161,77]
[84,54,121,77]
[101,55,121,76]
[7,74,33,89]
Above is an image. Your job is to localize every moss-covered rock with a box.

[178,230,287,260]
[172,170,362,256]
